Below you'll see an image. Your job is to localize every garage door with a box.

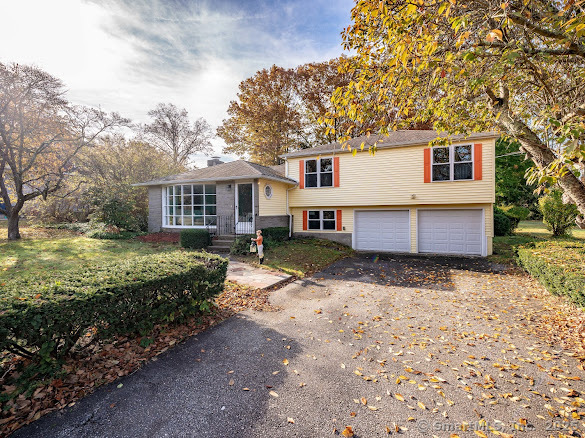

[354,210,410,252]
[418,209,483,255]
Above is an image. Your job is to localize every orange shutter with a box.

[299,160,305,189]
[334,156,340,187]
[302,210,308,230]
[424,148,431,183]
[336,210,342,231]
[474,143,482,180]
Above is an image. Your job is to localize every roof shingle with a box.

[280,130,499,158]
[134,160,296,187]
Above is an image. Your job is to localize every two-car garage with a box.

[354,209,485,256]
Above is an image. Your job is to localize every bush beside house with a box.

[180,229,211,249]
[0,252,228,360]
[494,206,518,236]
[230,227,290,255]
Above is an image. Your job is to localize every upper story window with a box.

[305,157,333,188]
[432,145,473,182]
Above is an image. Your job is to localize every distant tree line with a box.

[0,63,213,240]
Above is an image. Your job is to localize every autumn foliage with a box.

[329,0,585,226]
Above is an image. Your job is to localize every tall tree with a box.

[495,138,539,210]
[140,103,213,167]
[217,65,303,165]
[294,58,365,145]
[328,0,585,227]
[0,63,127,240]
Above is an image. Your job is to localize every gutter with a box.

[279,133,500,159]
[132,174,297,187]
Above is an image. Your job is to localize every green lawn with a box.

[237,238,354,277]
[1,222,351,280]
[490,220,585,265]
[0,222,178,280]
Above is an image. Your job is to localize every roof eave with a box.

[132,174,298,187]
[279,132,500,159]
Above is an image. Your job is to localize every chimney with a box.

[207,156,223,167]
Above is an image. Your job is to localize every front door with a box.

[235,183,254,234]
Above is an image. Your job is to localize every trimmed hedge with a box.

[0,252,228,359]
[180,229,211,249]
[262,227,289,242]
[517,240,585,307]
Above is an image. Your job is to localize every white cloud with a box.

[0,0,353,167]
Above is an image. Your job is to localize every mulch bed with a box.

[0,282,277,436]
[137,232,180,243]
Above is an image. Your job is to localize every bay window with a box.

[163,184,216,227]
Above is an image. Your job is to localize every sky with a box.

[1,0,354,166]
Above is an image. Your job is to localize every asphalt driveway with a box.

[14,254,585,437]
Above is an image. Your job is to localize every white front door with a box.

[418,209,483,255]
[354,210,411,252]
[235,183,254,234]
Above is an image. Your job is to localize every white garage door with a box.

[354,210,410,252]
[418,209,483,255]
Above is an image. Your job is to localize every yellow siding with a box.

[291,203,493,255]
[290,207,354,234]
[258,179,288,216]
[287,139,496,207]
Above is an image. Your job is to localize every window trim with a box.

[305,157,334,188]
[264,184,273,199]
[431,144,474,182]
[162,183,217,228]
[307,210,337,231]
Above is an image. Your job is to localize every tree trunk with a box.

[495,104,585,228]
[7,212,21,240]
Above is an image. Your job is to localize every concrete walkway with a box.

[226,259,291,289]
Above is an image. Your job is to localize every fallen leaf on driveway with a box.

[269,391,279,398]
[287,417,294,424]
[341,426,354,437]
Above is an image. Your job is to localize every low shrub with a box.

[230,234,256,255]
[517,240,585,307]
[494,206,519,234]
[262,227,290,242]
[180,229,211,249]
[494,212,513,236]
[539,190,579,237]
[0,252,228,360]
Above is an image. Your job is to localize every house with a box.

[136,130,498,256]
